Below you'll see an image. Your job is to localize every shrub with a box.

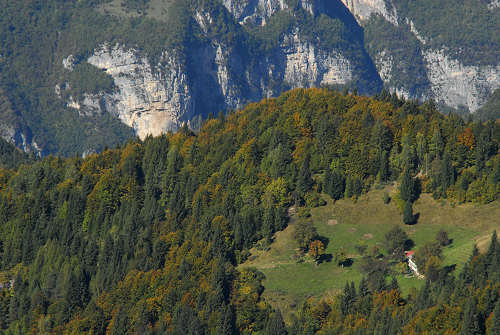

[382,192,391,204]
[297,207,311,218]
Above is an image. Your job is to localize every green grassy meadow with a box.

[239,185,500,320]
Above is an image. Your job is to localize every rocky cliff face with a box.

[340,0,398,25]
[0,124,41,156]
[489,1,500,10]
[222,0,287,25]
[69,36,356,139]
[281,31,352,88]
[85,45,193,139]
[424,50,500,112]
[62,1,370,140]
[341,0,500,112]
[222,0,322,25]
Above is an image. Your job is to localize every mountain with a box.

[0,88,499,333]
[347,0,500,111]
[0,0,499,156]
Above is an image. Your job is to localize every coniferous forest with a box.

[0,88,500,334]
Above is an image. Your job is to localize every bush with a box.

[305,192,326,208]
[382,192,391,204]
[435,230,451,246]
[297,207,311,218]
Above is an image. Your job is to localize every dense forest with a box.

[0,88,499,334]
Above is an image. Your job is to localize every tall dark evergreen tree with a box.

[378,150,390,182]
[402,200,415,225]
[459,298,483,335]
[324,169,345,200]
[297,154,313,196]
[488,300,500,335]
[265,310,288,335]
[400,168,418,203]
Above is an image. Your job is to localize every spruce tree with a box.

[325,169,345,200]
[400,168,416,203]
[459,298,483,335]
[265,310,287,335]
[378,150,390,182]
[110,306,129,335]
[216,305,235,335]
[488,300,500,335]
[402,201,415,225]
[297,154,312,196]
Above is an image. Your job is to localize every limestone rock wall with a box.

[340,0,398,25]
[85,45,193,139]
[424,50,500,112]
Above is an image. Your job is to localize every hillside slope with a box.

[0,88,500,333]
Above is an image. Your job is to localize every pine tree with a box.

[325,169,345,200]
[265,310,288,335]
[110,306,129,335]
[400,168,417,203]
[378,150,390,182]
[488,300,500,335]
[491,159,500,184]
[402,201,415,225]
[416,280,432,310]
[485,231,498,262]
[297,154,313,196]
[340,282,357,316]
[389,277,400,291]
[430,129,444,160]
[359,277,370,297]
[459,299,483,335]
[216,305,235,335]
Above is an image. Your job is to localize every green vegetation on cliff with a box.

[476,88,500,121]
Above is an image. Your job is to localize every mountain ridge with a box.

[0,0,499,155]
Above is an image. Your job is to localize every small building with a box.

[405,251,422,277]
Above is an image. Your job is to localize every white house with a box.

[405,251,423,278]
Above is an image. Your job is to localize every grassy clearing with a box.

[240,184,500,321]
[97,0,174,21]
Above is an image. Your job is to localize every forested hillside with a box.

[0,88,499,333]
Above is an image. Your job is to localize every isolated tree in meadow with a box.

[334,248,348,267]
[435,230,451,246]
[385,226,409,260]
[400,168,419,203]
[308,240,325,264]
[293,220,318,251]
